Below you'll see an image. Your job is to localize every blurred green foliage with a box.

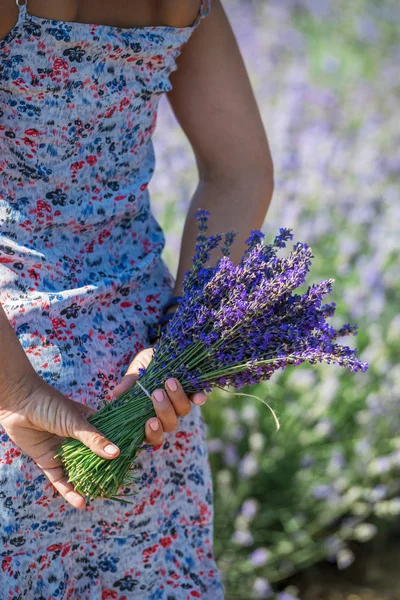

[150,1,400,597]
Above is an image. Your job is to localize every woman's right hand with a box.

[0,371,123,510]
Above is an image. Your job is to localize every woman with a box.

[0,0,274,597]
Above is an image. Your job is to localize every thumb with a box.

[72,401,97,419]
[112,348,154,399]
[69,411,120,460]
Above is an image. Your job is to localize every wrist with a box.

[0,305,40,410]
[163,295,182,315]
[148,295,182,345]
[0,366,41,414]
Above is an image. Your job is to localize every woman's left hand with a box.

[111,347,207,447]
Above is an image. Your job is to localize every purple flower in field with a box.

[223,444,240,467]
[369,484,388,502]
[371,456,392,474]
[207,438,223,454]
[337,548,355,570]
[354,523,378,542]
[239,453,259,479]
[277,593,298,600]
[241,403,259,424]
[355,438,371,456]
[321,54,341,74]
[314,417,334,437]
[229,425,245,442]
[328,450,345,473]
[312,484,335,500]
[232,530,254,546]
[388,499,400,515]
[324,535,344,561]
[301,454,315,469]
[253,578,273,598]
[240,499,259,519]
[250,547,271,567]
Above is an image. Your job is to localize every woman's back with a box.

[0,0,203,39]
[0,0,208,330]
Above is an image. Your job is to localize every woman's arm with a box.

[167,0,274,295]
[0,300,188,508]
[0,304,38,405]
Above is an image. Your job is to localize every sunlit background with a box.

[150,1,400,598]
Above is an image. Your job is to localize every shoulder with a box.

[155,0,204,28]
[0,0,19,42]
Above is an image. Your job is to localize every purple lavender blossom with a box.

[337,548,355,570]
[240,499,259,519]
[232,530,254,547]
[253,578,273,598]
[149,209,368,397]
[312,484,335,500]
[239,453,259,479]
[250,547,271,567]
[58,209,369,502]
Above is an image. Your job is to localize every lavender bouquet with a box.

[55,210,368,502]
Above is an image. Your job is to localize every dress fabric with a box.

[0,1,224,598]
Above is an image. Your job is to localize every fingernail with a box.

[166,378,178,392]
[153,389,164,403]
[104,444,119,455]
[193,392,207,406]
[149,419,159,431]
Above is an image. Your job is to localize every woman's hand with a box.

[112,347,207,447]
[0,349,207,511]
[0,372,121,511]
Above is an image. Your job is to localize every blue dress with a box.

[0,0,224,597]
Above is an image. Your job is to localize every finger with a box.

[112,347,154,399]
[151,389,178,433]
[144,417,164,446]
[34,446,87,510]
[27,433,66,462]
[42,466,86,510]
[32,439,64,468]
[72,402,97,419]
[189,390,208,406]
[68,412,120,460]
[164,378,191,417]
[112,373,138,399]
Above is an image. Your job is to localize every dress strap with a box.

[15,0,28,19]
[200,0,211,19]
[192,0,211,28]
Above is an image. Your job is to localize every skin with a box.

[0,0,205,36]
[0,0,274,510]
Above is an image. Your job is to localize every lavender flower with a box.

[337,548,355,570]
[56,210,368,501]
[250,547,271,567]
[253,578,273,598]
[232,530,254,547]
[240,499,259,519]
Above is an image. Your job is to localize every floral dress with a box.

[0,0,224,598]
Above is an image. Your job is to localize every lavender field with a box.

[149,1,400,598]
